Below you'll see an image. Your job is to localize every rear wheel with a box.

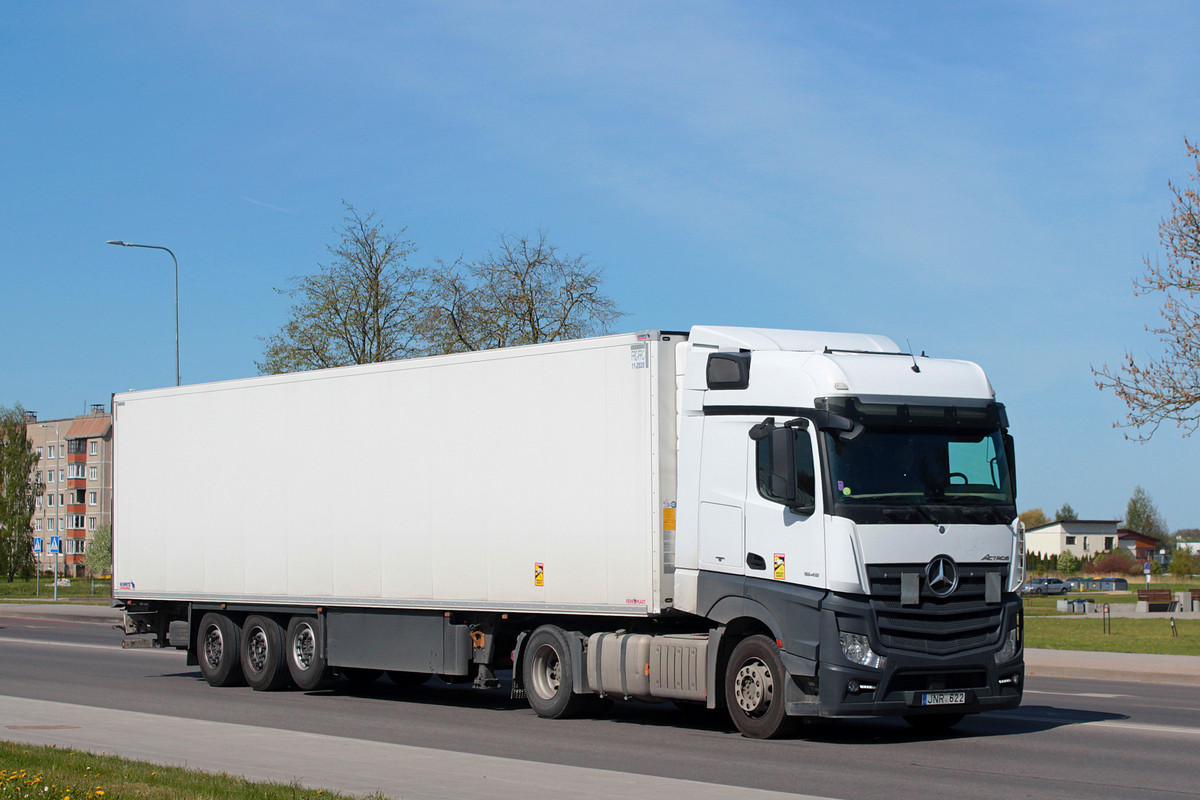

[197,613,244,687]
[903,713,965,732]
[241,615,290,691]
[522,625,588,719]
[285,617,335,691]
[724,635,797,739]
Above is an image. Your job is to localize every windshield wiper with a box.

[938,495,1006,523]
[906,502,940,526]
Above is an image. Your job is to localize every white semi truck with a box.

[114,326,1024,738]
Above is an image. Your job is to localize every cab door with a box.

[743,421,826,589]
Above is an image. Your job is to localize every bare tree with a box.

[1095,138,1200,439]
[257,204,430,374]
[0,405,43,582]
[427,229,625,353]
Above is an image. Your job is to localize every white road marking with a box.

[0,636,177,654]
[1022,690,1133,699]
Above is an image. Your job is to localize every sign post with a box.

[32,537,42,597]
[48,536,60,602]
[1144,561,1152,587]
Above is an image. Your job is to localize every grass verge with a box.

[0,741,389,800]
[0,579,111,603]
[1025,616,1200,656]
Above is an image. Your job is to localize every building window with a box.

[88,491,97,506]
[1065,536,1076,545]
[68,464,85,479]
[47,494,55,507]
[36,446,43,458]
[47,518,55,532]
[64,538,85,555]
[69,515,85,530]
[47,445,55,459]
[46,471,55,485]
[88,517,96,531]
[89,440,98,456]
[1104,536,1114,551]
[34,519,41,532]
[35,496,41,509]
[1083,537,1089,551]
[88,466,98,481]
[58,494,64,506]
[68,439,86,455]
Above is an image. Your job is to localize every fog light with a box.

[998,673,1021,687]
[994,628,1019,664]
[840,633,886,669]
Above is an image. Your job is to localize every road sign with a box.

[48,536,60,554]
[33,537,42,554]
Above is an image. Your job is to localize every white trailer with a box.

[115,327,1025,738]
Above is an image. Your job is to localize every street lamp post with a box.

[106,240,180,386]
[39,423,61,602]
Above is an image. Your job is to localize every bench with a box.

[1192,589,1200,612]
[1137,589,1176,612]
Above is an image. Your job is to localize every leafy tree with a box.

[1056,550,1080,576]
[85,523,112,578]
[1094,139,1200,439]
[1124,485,1169,542]
[427,229,624,353]
[258,204,429,374]
[1092,550,1140,576]
[1054,503,1079,521]
[1172,527,1200,544]
[1019,508,1050,528]
[0,405,43,582]
[1168,545,1197,577]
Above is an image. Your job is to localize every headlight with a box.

[839,633,886,669]
[994,627,1020,664]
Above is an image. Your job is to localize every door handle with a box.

[746,553,766,570]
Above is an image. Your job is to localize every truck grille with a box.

[866,563,1007,655]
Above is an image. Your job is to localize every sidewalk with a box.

[0,695,831,800]
[5,602,1200,686]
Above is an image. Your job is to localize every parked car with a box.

[1021,577,1070,596]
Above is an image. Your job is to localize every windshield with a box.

[825,428,1015,508]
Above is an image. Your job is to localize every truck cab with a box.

[671,326,1024,735]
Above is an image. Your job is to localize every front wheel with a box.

[522,625,588,719]
[724,635,797,739]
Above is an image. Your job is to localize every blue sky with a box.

[3,2,1198,530]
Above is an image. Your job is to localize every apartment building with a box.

[25,406,113,578]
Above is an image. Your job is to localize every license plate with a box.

[921,691,966,706]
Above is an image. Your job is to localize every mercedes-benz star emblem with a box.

[925,555,959,598]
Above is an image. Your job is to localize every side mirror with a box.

[769,427,797,504]
[1003,432,1017,497]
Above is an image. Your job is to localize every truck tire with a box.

[197,613,245,687]
[240,615,290,691]
[387,670,431,688]
[522,625,588,719]
[724,635,797,739]
[285,616,334,691]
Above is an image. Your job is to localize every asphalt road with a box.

[2,614,1198,800]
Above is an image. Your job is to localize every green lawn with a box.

[0,578,111,603]
[1025,616,1200,656]
[0,741,386,800]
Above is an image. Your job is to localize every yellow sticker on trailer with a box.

[534,562,544,587]
[774,554,785,580]
[662,507,676,531]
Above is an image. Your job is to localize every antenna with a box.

[906,340,921,373]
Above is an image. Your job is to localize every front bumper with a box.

[786,593,1024,718]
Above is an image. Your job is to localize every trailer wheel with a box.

[197,613,245,687]
[724,635,797,739]
[240,615,290,691]
[522,626,588,719]
[387,670,431,688]
[285,617,334,691]
[903,713,964,732]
